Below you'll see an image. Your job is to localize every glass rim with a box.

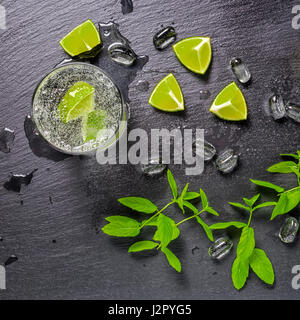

[32,61,128,156]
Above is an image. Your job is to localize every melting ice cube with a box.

[209,237,233,260]
[153,26,176,50]
[230,58,251,84]
[279,217,299,244]
[269,94,286,120]
[193,139,216,162]
[285,102,300,123]
[140,158,167,176]
[108,43,137,66]
[0,128,15,153]
[215,149,238,174]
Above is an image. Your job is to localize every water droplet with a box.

[121,0,133,14]
[209,237,233,260]
[5,255,18,266]
[285,102,300,123]
[193,139,216,162]
[199,89,210,100]
[108,43,137,66]
[192,246,199,255]
[140,158,167,176]
[136,80,150,92]
[24,115,71,162]
[279,217,299,244]
[153,26,176,50]
[3,169,38,193]
[269,94,286,120]
[0,128,15,153]
[215,149,238,174]
[230,57,251,84]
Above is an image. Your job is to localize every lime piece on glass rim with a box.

[59,19,101,58]
[173,36,212,74]
[82,110,107,142]
[58,81,95,123]
[148,73,184,112]
[209,82,247,121]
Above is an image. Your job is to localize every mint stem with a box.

[176,208,206,226]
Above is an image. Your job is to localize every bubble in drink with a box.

[269,94,286,120]
[209,237,233,260]
[230,58,251,84]
[215,149,238,174]
[193,139,216,161]
[108,43,137,66]
[285,102,300,123]
[153,26,176,50]
[279,217,299,244]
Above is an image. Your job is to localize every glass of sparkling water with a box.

[32,62,127,155]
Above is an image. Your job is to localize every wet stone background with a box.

[0,0,299,299]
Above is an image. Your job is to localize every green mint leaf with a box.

[229,202,250,211]
[195,216,214,241]
[153,216,180,242]
[250,179,285,193]
[249,248,274,285]
[161,247,182,272]
[167,169,178,199]
[102,216,140,237]
[183,192,200,200]
[267,161,298,174]
[290,167,300,178]
[183,200,198,214]
[280,153,300,160]
[177,197,185,214]
[128,241,158,252]
[180,183,189,199]
[142,216,159,227]
[199,188,208,208]
[253,202,277,211]
[237,227,255,260]
[232,257,249,290]
[205,206,219,216]
[157,214,174,248]
[271,187,300,220]
[118,197,158,214]
[209,221,247,230]
[243,194,260,208]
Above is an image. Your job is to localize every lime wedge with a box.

[209,82,247,121]
[82,110,107,142]
[148,73,184,112]
[173,37,212,74]
[58,81,95,123]
[59,20,101,57]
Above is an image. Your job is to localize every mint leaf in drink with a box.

[267,161,298,174]
[199,188,208,208]
[157,214,174,248]
[195,216,214,241]
[128,241,158,252]
[232,257,249,290]
[161,247,181,272]
[102,216,140,237]
[118,197,158,214]
[250,179,285,193]
[209,221,247,230]
[237,227,255,260]
[253,202,277,211]
[205,206,219,216]
[229,202,250,211]
[167,169,178,199]
[183,192,200,200]
[249,248,274,285]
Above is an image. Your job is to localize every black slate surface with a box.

[0,0,299,300]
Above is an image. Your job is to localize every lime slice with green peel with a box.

[82,110,107,142]
[148,73,184,112]
[58,81,95,123]
[59,19,101,58]
[210,82,248,121]
[173,37,212,74]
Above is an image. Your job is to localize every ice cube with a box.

[269,94,286,120]
[230,58,251,84]
[0,128,15,153]
[215,149,238,174]
[193,139,216,161]
[153,26,176,50]
[279,217,299,244]
[108,43,137,66]
[285,102,300,123]
[209,237,233,260]
[140,158,167,176]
